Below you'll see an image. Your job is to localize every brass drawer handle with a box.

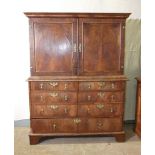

[40,83,43,89]
[64,108,68,114]
[88,84,91,89]
[73,43,77,53]
[111,95,116,101]
[52,124,56,131]
[49,92,58,97]
[111,83,115,89]
[96,104,104,109]
[40,95,44,102]
[74,118,81,124]
[87,95,91,101]
[110,108,114,113]
[79,43,82,53]
[50,105,59,110]
[98,82,105,89]
[97,92,104,98]
[49,82,58,87]
[64,95,69,101]
[64,83,68,90]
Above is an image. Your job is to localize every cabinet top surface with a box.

[24,12,130,19]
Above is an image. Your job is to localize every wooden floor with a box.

[14,124,140,155]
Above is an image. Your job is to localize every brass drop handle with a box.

[40,95,43,102]
[64,95,68,101]
[50,105,59,110]
[87,95,91,101]
[79,43,82,53]
[49,82,58,87]
[64,108,68,114]
[53,124,56,130]
[40,83,43,89]
[74,118,81,124]
[96,104,104,109]
[88,84,91,89]
[40,108,44,114]
[110,108,114,113]
[64,83,68,90]
[111,83,115,89]
[73,43,77,53]
[49,92,58,97]
[111,95,115,101]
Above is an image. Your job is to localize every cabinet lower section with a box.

[30,117,125,144]
[28,75,127,144]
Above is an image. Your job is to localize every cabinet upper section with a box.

[25,13,130,76]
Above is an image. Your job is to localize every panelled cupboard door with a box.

[29,18,78,75]
[78,18,125,75]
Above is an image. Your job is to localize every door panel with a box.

[79,18,123,75]
[30,18,78,75]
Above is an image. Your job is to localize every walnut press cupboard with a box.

[25,12,130,144]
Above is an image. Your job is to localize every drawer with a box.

[31,92,77,104]
[30,81,78,91]
[32,105,77,118]
[78,91,124,103]
[77,118,123,132]
[79,81,125,91]
[78,104,122,117]
[31,119,77,133]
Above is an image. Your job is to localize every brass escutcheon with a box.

[74,118,81,124]
[97,122,103,128]
[98,82,105,89]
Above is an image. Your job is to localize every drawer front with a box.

[78,118,123,132]
[78,91,124,103]
[31,119,77,133]
[32,105,77,118]
[79,81,125,91]
[78,104,122,117]
[31,81,78,91]
[31,92,77,104]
